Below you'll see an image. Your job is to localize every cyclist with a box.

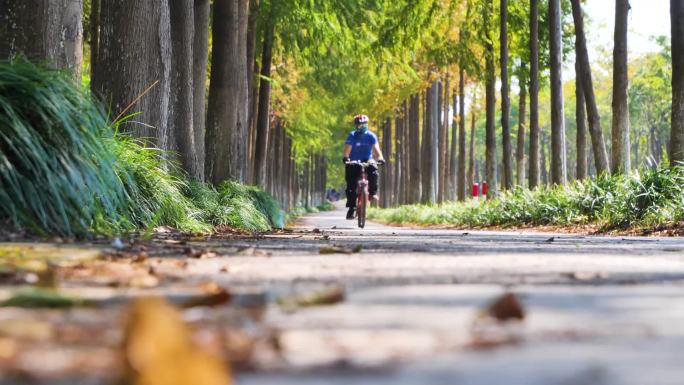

[342,114,386,220]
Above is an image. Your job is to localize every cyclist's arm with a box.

[343,144,352,157]
[372,143,385,161]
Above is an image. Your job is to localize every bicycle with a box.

[345,160,382,228]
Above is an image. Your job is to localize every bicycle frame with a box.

[346,160,375,228]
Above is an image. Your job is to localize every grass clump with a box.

[369,165,684,231]
[0,60,129,235]
[0,60,282,236]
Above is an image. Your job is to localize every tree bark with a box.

[611,0,631,174]
[254,21,275,187]
[528,0,541,188]
[500,0,513,190]
[468,108,477,194]
[205,0,250,184]
[485,2,498,198]
[94,0,171,149]
[516,72,527,185]
[168,0,199,179]
[90,0,100,86]
[438,79,449,202]
[457,69,467,201]
[382,118,393,207]
[192,0,210,179]
[0,0,83,80]
[571,0,610,174]
[409,94,421,203]
[575,59,588,180]
[246,0,260,183]
[549,0,567,185]
[395,113,403,205]
[449,84,458,200]
[672,0,684,164]
[422,85,437,204]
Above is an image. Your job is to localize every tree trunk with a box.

[0,0,83,80]
[394,114,403,205]
[402,101,411,204]
[672,0,684,164]
[468,108,477,194]
[611,0,631,174]
[439,79,449,202]
[205,0,249,184]
[528,0,541,188]
[422,85,437,204]
[541,132,549,185]
[571,0,610,174]
[549,0,567,185]
[409,94,421,203]
[168,0,199,179]
[192,0,210,179]
[500,0,513,190]
[90,0,100,86]
[457,69,467,201]
[450,84,458,200]
[516,72,527,185]
[575,59,588,180]
[382,118,393,207]
[485,8,498,198]
[253,21,275,187]
[246,0,260,183]
[94,0,171,149]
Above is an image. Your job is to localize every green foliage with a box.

[0,61,283,236]
[370,166,684,231]
[0,60,130,236]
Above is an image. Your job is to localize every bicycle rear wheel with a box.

[357,190,367,228]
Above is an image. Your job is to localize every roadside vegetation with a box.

[0,61,283,237]
[369,165,684,232]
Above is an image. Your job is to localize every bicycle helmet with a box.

[354,114,369,132]
[354,114,369,125]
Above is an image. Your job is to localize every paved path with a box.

[232,203,684,385]
[3,203,684,384]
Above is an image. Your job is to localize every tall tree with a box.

[611,0,631,174]
[205,0,250,183]
[528,0,541,188]
[457,68,467,201]
[575,59,588,179]
[672,0,684,164]
[0,0,83,80]
[254,20,276,187]
[168,0,200,179]
[409,94,421,203]
[422,83,438,204]
[516,70,527,185]
[438,79,450,202]
[484,1,498,198]
[193,0,210,178]
[500,0,513,190]
[570,0,610,174]
[548,0,567,185]
[94,0,171,148]
[90,0,100,86]
[468,108,477,194]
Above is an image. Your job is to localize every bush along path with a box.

[0,60,284,237]
[369,165,684,234]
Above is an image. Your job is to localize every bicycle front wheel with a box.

[357,190,367,229]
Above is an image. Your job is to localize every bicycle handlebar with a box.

[345,160,384,167]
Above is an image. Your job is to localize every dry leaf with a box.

[123,298,232,385]
[278,286,345,308]
[483,292,525,322]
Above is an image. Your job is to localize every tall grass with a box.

[369,166,684,231]
[0,60,283,236]
[0,60,129,235]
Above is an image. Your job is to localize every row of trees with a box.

[1,0,684,209]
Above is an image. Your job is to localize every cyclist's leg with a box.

[345,165,360,208]
[367,164,379,199]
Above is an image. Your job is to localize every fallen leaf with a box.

[312,228,321,233]
[278,286,345,308]
[123,298,232,385]
[0,319,53,341]
[319,245,362,255]
[483,292,525,322]
[1,288,90,308]
[128,275,159,288]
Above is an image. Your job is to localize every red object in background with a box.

[472,183,479,198]
[482,181,488,197]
